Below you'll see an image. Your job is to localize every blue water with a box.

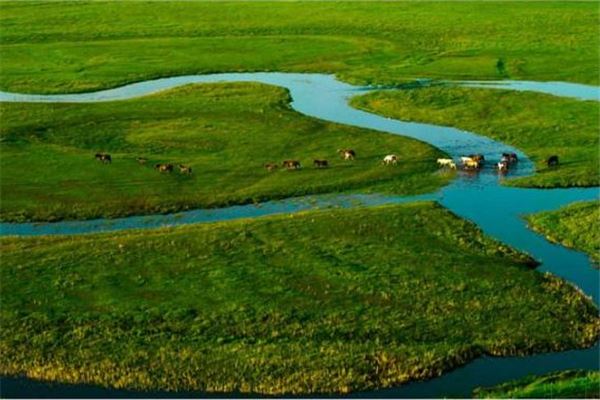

[0,74,598,398]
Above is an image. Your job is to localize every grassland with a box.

[1,203,598,394]
[527,201,599,265]
[0,2,598,94]
[0,82,450,222]
[351,87,599,188]
[474,370,600,398]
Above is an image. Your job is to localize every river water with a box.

[0,73,598,398]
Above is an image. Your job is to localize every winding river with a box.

[0,73,598,398]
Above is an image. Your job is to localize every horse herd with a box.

[95,153,193,175]
[436,152,560,173]
[263,149,400,171]
[95,149,560,176]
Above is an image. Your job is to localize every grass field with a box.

[1,203,598,394]
[527,201,599,265]
[474,370,600,398]
[351,87,599,188]
[0,1,598,94]
[0,82,449,222]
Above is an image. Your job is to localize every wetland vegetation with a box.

[0,82,449,222]
[351,87,599,188]
[474,370,600,399]
[527,201,599,265]
[0,2,598,94]
[1,203,598,394]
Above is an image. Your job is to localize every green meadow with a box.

[0,82,449,222]
[351,87,599,188]
[0,1,598,94]
[2,203,598,394]
[527,201,599,265]
[474,370,600,399]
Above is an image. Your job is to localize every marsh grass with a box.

[1,203,598,394]
[474,370,600,398]
[351,87,599,188]
[0,2,598,93]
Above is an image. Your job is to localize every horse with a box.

[178,164,192,174]
[463,159,481,170]
[547,155,559,167]
[437,158,455,168]
[313,159,328,168]
[468,154,485,163]
[497,161,509,173]
[338,149,356,160]
[264,163,279,172]
[154,163,173,173]
[95,153,111,164]
[282,160,301,170]
[502,153,518,164]
[383,154,398,165]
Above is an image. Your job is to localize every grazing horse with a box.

[338,149,356,160]
[282,160,301,170]
[178,164,192,174]
[313,159,328,168]
[137,157,148,165]
[264,163,279,172]
[497,161,509,173]
[383,154,398,165]
[547,155,559,167]
[154,163,174,173]
[95,153,112,164]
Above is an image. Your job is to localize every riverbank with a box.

[2,203,598,394]
[351,87,599,188]
[526,201,599,267]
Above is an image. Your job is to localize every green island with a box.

[527,201,599,265]
[351,87,599,188]
[474,370,600,399]
[0,1,598,94]
[0,82,449,222]
[1,203,598,394]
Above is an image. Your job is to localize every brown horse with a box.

[338,149,356,160]
[264,163,279,172]
[313,159,328,168]
[154,163,174,173]
[178,164,192,174]
[282,160,301,170]
[95,153,112,164]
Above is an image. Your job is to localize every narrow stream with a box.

[0,73,598,398]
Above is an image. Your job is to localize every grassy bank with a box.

[1,203,599,394]
[0,82,449,222]
[0,2,598,93]
[351,87,599,188]
[474,370,600,398]
[527,201,599,265]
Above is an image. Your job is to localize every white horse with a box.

[437,158,454,167]
[383,154,398,165]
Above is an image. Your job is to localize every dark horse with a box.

[547,155,559,167]
[95,153,111,164]
[313,159,328,168]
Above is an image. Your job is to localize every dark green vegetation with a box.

[2,203,599,394]
[527,201,599,265]
[351,87,599,188]
[474,370,600,398]
[0,2,598,94]
[0,82,449,222]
